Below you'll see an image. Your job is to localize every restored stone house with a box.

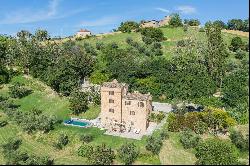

[140,15,171,28]
[100,79,152,134]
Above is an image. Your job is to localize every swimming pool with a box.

[64,119,91,128]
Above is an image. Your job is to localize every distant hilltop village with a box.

[75,15,172,38]
[140,15,172,28]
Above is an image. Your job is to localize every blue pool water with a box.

[64,119,91,127]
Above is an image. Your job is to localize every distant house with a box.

[76,29,91,38]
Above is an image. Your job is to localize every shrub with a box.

[25,155,54,165]
[54,134,69,150]
[0,120,8,127]
[229,130,248,151]
[160,130,169,140]
[9,83,32,98]
[230,36,243,52]
[87,144,115,165]
[0,66,10,85]
[195,138,238,165]
[69,89,89,115]
[145,136,163,154]
[79,134,93,143]
[199,27,205,32]
[149,112,165,123]
[117,143,139,165]
[235,49,246,59]
[140,27,164,45]
[183,24,188,32]
[167,113,185,132]
[78,144,93,157]
[177,40,186,47]
[184,112,200,130]
[194,121,208,134]
[96,42,104,50]
[180,129,201,149]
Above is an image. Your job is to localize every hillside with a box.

[73,26,249,59]
[0,25,249,165]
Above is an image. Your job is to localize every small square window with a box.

[125,101,131,105]
[109,91,114,95]
[130,111,135,115]
[109,99,114,103]
[109,109,114,113]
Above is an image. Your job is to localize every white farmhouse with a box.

[76,29,91,38]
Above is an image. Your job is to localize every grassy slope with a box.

[0,75,160,165]
[159,133,197,165]
[0,28,249,165]
[75,27,248,61]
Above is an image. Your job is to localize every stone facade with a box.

[100,79,152,134]
[158,15,171,27]
[141,20,159,28]
[140,16,171,28]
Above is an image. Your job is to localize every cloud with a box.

[155,7,170,13]
[0,0,88,24]
[175,5,196,14]
[78,16,120,27]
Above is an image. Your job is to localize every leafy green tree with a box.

[54,134,69,150]
[25,155,54,165]
[69,89,89,115]
[78,144,93,157]
[17,30,32,41]
[0,35,8,64]
[79,134,93,143]
[227,19,244,31]
[34,29,49,41]
[145,136,163,154]
[230,36,243,51]
[195,138,238,165]
[179,129,201,149]
[118,21,140,33]
[87,144,115,165]
[169,13,183,27]
[9,83,32,98]
[235,49,246,59]
[140,27,164,44]
[229,130,248,151]
[204,22,228,88]
[222,69,248,107]
[0,65,9,85]
[117,143,139,165]
[187,19,200,26]
[213,20,226,29]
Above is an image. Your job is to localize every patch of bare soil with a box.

[222,29,249,37]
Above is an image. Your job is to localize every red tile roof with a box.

[78,29,90,32]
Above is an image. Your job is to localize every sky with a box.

[0,0,249,37]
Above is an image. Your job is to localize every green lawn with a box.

[0,75,161,165]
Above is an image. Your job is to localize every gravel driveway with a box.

[152,102,172,113]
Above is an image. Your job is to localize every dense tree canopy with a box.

[169,13,183,27]
[118,21,140,33]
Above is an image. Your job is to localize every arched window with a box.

[130,111,135,115]
[138,102,144,107]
